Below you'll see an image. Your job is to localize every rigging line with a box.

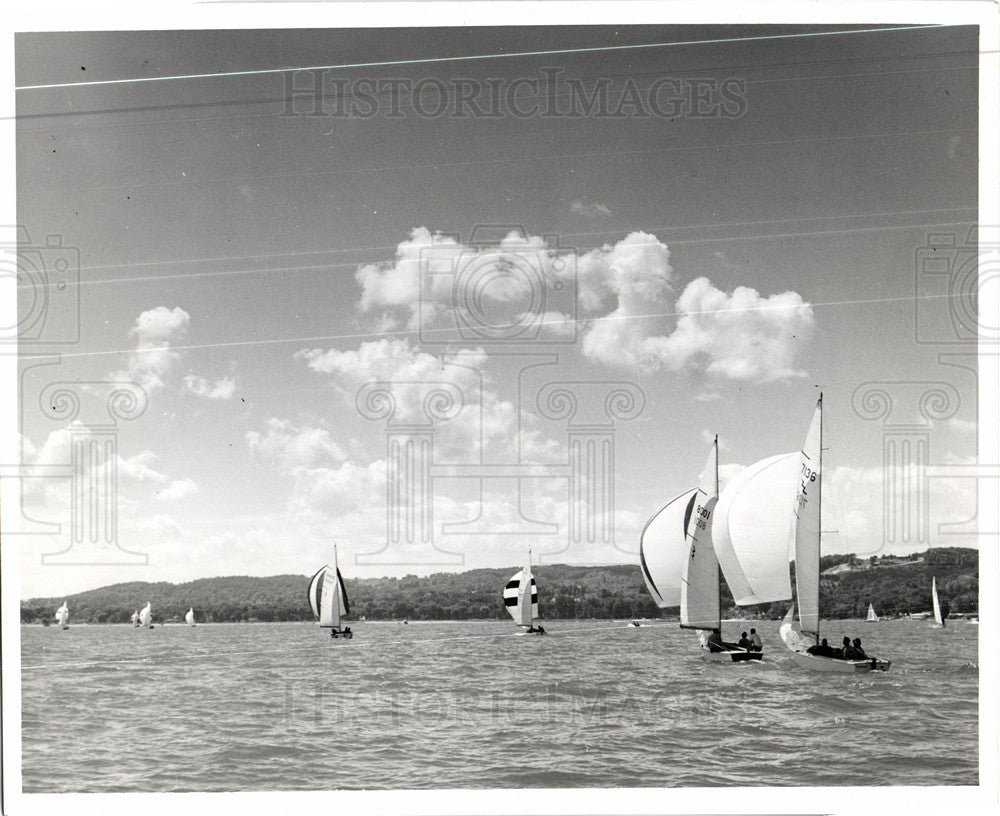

[20,621,650,670]
[15,25,947,91]
[30,125,975,196]
[43,288,973,362]
[20,215,977,291]
[14,54,980,129]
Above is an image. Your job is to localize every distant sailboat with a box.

[130,610,140,627]
[138,602,153,629]
[55,602,69,630]
[932,577,945,627]
[185,607,196,626]
[503,548,545,634]
[308,544,352,639]
[779,394,890,673]
[866,603,880,622]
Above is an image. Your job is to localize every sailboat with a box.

[55,602,69,630]
[503,548,545,634]
[185,607,196,626]
[932,577,945,627]
[640,437,762,661]
[138,602,154,629]
[130,610,140,627]
[779,394,890,673]
[866,603,880,622]
[308,544,353,639]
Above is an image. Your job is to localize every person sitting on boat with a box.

[737,631,751,650]
[749,628,762,651]
[807,637,834,657]
[706,629,726,652]
[842,638,866,660]
[537,625,546,635]
[832,636,851,659]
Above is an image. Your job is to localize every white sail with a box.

[185,608,195,626]
[309,547,350,629]
[866,603,879,622]
[681,438,721,631]
[792,395,823,638]
[130,610,139,626]
[639,488,698,607]
[503,558,538,626]
[712,452,799,605]
[932,577,943,625]
[55,602,69,628]
[138,602,152,627]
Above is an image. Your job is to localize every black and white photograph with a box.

[2,3,998,814]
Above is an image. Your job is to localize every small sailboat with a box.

[866,603,880,622]
[185,607,196,626]
[641,437,761,661]
[55,602,69,630]
[932,577,945,627]
[308,544,353,639]
[503,548,545,634]
[130,610,140,627]
[779,394,890,673]
[138,602,154,629]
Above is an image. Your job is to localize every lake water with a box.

[20,618,978,792]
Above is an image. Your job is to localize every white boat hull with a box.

[703,647,763,663]
[787,649,890,673]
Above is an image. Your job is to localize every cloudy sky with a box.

[12,23,983,597]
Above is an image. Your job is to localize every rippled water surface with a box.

[21,618,978,792]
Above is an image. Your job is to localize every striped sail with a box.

[55,602,69,628]
[712,453,799,605]
[138,602,152,627]
[309,563,350,628]
[792,396,823,638]
[503,565,538,626]
[185,608,195,626]
[681,438,721,631]
[639,488,698,608]
[932,577,943,625]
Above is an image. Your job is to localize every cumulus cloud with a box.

[184,374,238,400]
[354,228,812,383]
[155,478,199,501]
[113,306,190,393]
[246,418,347,471]
[570,200,613,219]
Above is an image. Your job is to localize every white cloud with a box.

[118,450,168,483]
[113,306,190,393]
[155,478,199,501]
[184,374,238,400]
[570,200,613,219]
[246,418,347,471]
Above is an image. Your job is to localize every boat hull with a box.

[787,649,890,673]
[703,647,763,663]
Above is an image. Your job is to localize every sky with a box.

[9,22,986,598]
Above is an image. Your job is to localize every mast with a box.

[816,392,823,644]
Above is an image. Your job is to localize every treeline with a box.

[21,548,977,624]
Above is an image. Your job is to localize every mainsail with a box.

[309,547,350,629]
[55,602,69,629]
[639,488,698,608]
[932,577,943,625]
[130,610,139,627]
[792,395,823,639]
[681,437,721,631]
[712,452,799,605]
[503,554,538,626]
[138,602,152,628]
[185,608,195,626]
[866,603,879,622]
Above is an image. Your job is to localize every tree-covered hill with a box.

[21,548,977,624]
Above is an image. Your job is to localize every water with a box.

[20,618,978,792]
